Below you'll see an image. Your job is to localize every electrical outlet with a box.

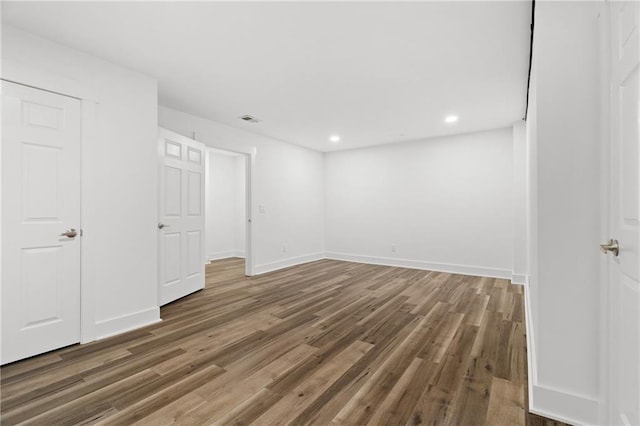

[282,244,287,253]
[259,205,266,213]
[391,244,397,252]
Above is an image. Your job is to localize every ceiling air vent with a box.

[238,115,261,123]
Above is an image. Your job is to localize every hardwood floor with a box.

[1,258,533,425]
[527,413,572,426]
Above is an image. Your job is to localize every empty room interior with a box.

[1,1,638,425]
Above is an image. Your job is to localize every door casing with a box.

[203,146,255,277]
[599,2,640,424]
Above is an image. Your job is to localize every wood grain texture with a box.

[527,412,573,426]
[1,258,541,425]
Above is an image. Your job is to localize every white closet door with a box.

[1,81,81,364]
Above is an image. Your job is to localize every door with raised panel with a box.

[1,81,81,364]
[158,128,205,306]
[607,2,640,424]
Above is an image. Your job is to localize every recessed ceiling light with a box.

[329,135,341,143]
[444,115,458,124]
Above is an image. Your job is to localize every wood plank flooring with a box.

[527,413,572,426]
[1,258,536,425]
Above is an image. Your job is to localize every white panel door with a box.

[1,81,81,365]
[158,128,205,306]
[608,2,640,424]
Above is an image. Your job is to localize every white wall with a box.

[206,150,246,260]
[2,26,160,340]
[525,46,540,407]
[513,121,528,284]
[159,106,325,274]
[526,2,603,424]
[324,128,514,278]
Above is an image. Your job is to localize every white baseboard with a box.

[529,384,600,426]
[254,252,325,275]
[524,279,599,426]
[324,252,512,279]
[208,250,245,261]
[93,307,161,341]
[511,273,527,285]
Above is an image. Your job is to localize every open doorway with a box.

[204,147,252,276]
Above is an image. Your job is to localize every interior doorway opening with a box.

[204,147,252,276]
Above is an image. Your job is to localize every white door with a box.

[607,2,640,424]
[158,128,205,306]
[1,81,81,365]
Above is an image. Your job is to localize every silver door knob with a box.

[60,228,78,238]
[600,239,619,256]
[158,223,170,229]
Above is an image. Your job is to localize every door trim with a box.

[597,5,613,424]
[204,147,254,277]
[600,2,640,423]
[2,59,98,102]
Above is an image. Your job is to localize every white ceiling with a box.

[2,1,531,152]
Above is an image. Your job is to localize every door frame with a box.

[599,0,640,424]
[598,4,612,423]
[202,144,255,276]
[598,2,640,423]
[2,59,100,344]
